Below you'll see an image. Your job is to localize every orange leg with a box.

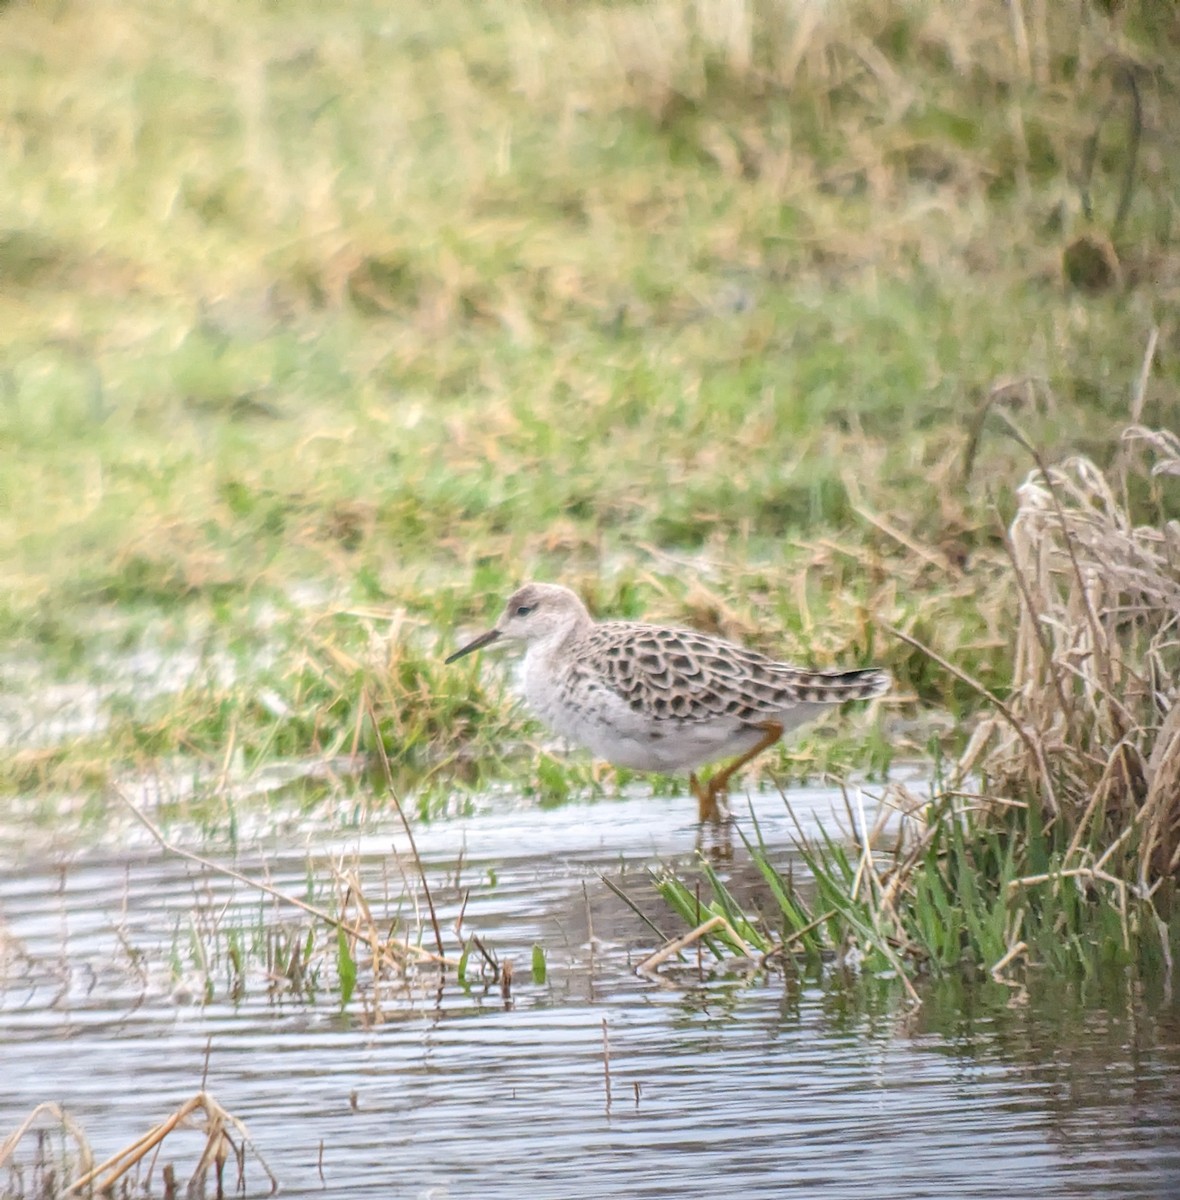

[690,772,721,824]
[691,721,785,824]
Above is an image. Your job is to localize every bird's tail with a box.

[777,667,891,705]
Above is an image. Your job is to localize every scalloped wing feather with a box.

[565,622,889,726]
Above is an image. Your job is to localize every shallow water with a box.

[2,785,1178,1199]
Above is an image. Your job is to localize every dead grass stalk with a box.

[117,788,456,970]
[960,407,1180,884]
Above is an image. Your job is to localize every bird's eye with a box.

[514,604,535,617]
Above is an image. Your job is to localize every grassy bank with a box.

[1,0,1178,824]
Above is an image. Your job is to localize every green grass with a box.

[2,0,1178,810]
[649,787,1179,993]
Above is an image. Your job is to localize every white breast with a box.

[520,644,770,773]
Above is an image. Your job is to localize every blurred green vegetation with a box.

[1,0,1177,803]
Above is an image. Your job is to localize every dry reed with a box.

[956,412,1180,887]
[0,1093,275,1200]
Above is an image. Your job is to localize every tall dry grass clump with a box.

[959,418,1180,888]
[645,415,1179,991]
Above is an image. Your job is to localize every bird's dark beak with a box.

[445,628,502,664]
